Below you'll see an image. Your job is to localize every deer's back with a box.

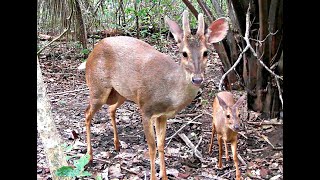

[85,36,190,114]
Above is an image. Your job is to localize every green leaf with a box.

[65,145,73,152]
[66,155,77,161]
[96,174,103,180]
[81,49,90,55]
[78,171,92,177]
[74,154,91,170]
[55,166,77,177]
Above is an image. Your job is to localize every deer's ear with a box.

[217,95,228,110]
[233,95,246,108]
[206,18,229,43]
[165,16,183,43]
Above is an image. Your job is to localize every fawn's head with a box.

[217,95,246,132]
[165,10,228,86]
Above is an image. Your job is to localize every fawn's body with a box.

[209,91,245,180]
[84,11,228,180]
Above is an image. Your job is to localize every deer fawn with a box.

[83,10,228,180]
[208,91,245,180]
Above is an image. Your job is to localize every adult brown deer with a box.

[84,10,228,179]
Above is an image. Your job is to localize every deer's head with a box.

[165,10,229,86]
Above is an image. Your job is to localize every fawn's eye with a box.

[182,52,188,57]
[238,114,241,118]
[203,51,208,57]
[226,115,230,119]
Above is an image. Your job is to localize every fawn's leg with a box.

[231,138,240,180]
[208,124,215,154]
[155,116,168,180]
[142,115,157,180]
[217,134,223,168]
[224,140,229,161]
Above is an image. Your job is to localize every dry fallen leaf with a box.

[109,164,124,179]
[167,168,179,177]
[269,174,282,180]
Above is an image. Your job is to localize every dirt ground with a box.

[37,37,283,180]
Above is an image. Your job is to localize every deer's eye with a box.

[226,115,230,119]
[182,52,188,57]
[238,114,241,118]
[203,51,208,57]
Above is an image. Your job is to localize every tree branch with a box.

[218,4,283,109]
[37,6,73,55]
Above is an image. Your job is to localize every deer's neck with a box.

[170,64,200,112]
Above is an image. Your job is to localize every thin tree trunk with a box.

[197,0,213,22]
[119,0,126,25]
[74,0,87,49]
[37,57,71,180]
[211,0,224,17]
[134,1,139,39]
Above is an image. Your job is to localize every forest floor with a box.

[37,36,283,180]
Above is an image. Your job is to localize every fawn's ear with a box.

[217,95,228,110]
[206,18,229,43]
[165,16,183,43]
[233,95,246,108]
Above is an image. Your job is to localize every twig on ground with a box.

[238,132,248,139]
[176,113,199,118]
[165,114,202,148]
[258,132,283,150]
[178,133,203,160]
[247,121,283,126]
[247,147,268,152]
[121,166,143,177]
[167,119,202,124]
[220,168,236,178]
[47,88,89,96]
[194,135,203,155]
[237,154,247,166]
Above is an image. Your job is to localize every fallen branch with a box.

[165,114,202,148]
[237,154,247,166]
[247,147,268,152]
[167,119,202,124]
[37,6,73,55]
[47,88,89,96]
[238,132,248,139]
[220,168,236,178]
[247,121,283,126]
[194,135,203,156]
[176,113,199,118]
[121,166,143,177]
[178,133,203,160]
[258,133,283,150]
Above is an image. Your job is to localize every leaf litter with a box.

[37,38,283,180]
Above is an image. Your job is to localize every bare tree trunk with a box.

[37,57,71,180]
[74,0,87,49]
[134,1,139,39]
[211,0,224,17]
[119,0,126,25]
[182,0,199,18]
[197,0,213,22]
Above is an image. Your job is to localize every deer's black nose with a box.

[191,76,203,85]
[233,124,240,131]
